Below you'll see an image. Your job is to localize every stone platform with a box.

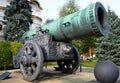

[0,67,119,83]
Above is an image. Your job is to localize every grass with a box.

[81,60,97,67]
[43,60,97,68]
[81,60,120,69]
[44,62,57,67]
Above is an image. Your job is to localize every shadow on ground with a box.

[35,68,90,83]
[39,71,67,81]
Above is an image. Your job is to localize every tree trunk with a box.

[4,63,6,71]
[89,47,92,57]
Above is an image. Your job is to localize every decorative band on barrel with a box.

[89,3,102,36]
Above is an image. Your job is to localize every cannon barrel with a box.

[41,2,109,41]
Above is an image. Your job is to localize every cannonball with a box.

[94,60,119,83]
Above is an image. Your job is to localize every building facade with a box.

[0,0,42,40]
[0,0,8,40]
[29,0,42,30]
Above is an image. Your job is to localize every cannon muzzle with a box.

[41,2,109,41]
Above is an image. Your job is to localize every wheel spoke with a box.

[27,67,33,76]
[31,50,35,56]
[28,47,32,55]
[31,57,38,64]
[24,48,28,56]
[65,61,70,69]
[24,46,30,55]
[24,43,35,56]
[31,64,36,71]
[29,45,36,56]
[23,67,28,74]
[29,43,33,49]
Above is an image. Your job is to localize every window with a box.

[0,24,2,31]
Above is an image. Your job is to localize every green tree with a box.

[80,37,96,54]
[3,0,33,41]
[58,0,82,51]
[59,0,79,17]
[10,42,23,55]
[0,41,12,70]
[95,8,120,65]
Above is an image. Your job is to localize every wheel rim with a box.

[20,40,43,81]
[57,46,80,74]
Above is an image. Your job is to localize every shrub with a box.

[0,41,12,70]
[10,42,23,55]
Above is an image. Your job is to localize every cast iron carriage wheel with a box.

[57,46,80,74]
[20,40,44,82]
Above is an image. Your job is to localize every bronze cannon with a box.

[13,2,109,82]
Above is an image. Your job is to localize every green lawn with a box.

[43,60,97,68]
[44,62,57,67]
[81,60,97,67]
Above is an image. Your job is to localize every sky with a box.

[39,0,120,23]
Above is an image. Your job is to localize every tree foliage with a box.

[0,41,12,69]
[95,8,120,65]
[80,37,96,54]
[0,41,22,69]
[10,42,23,55]
[3,0,33,41]
[58,0,79,17]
